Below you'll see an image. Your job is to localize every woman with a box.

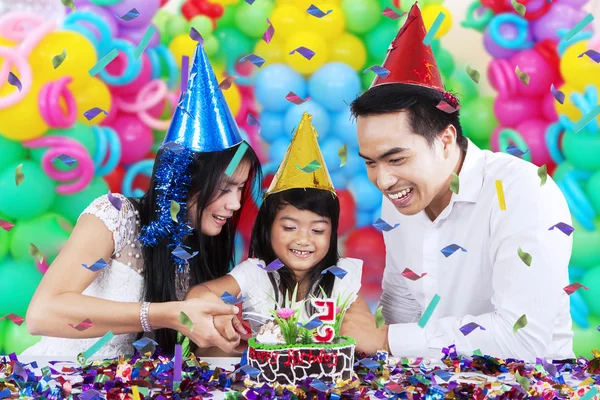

[23,44,261,358]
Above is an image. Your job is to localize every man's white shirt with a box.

[379,139,574,362]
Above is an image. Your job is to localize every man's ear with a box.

[440,124,458,157]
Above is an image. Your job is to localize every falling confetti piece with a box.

[89,49,118,76]
[68,318,94,331]
[495,180,506,210]
[418,294,440,328]
[246,113,260,131]
[83,107,108,121]
[244,0,255,4]
[7,72,22,92]
[538,164,547,186]
[358,358,381,371]
[573,104,600,133]
[133,337,158,353]
[459,322,486,336]
[372,218,400,232]
[239,53,265,68]
[221,291,246,305]
[401,268,427,281]
[578,50,600,63]
[235,365,261,378]
[563,282,589,295]
[50,154,77,167]
[298,317,323,330]
[581,388,599,400]
[161,142,185,154]
[0,220,14,232]
[179,311,194,331]
[436,100,460,113]
[289,46,316,60]
[564,13,594,42]
[505,143,529,157]
[548,222,575,236]
[515,65,530,85]
[107,191,122,211]
[550,84,565,104]
[423,12,446,46]
[115,8,140,22]
[513,314,527,334]
[77,330,114,365]
[518,246,532,267]
[170,200,180,222]
[466,65,480,84]
[61,0,75,11]
[225,142,249,176]
[306,4,332,18]
[29,243,44,263]
[296,160,322,173]
[131,386,140,400]
[262,18,274,43]
[172,247,199,261]
[0,313,25,326]
[134,25,157,59]
[338,144,347,167]
[450,172,459,194]
[258,258,285,272]
[310,379,331,392]
[218,75,237,90]
[57,217,73,232]
[81,258,109,272]
[285,91,311,105]
[515,371,530,391]
[374,306,385,328]
[382,7,405,20]
[189,27,203,44]
[440,244,467,258]
[363,65,390,79]
[321,265,347,279]
[15,163,24,186]
[511,0,526,17]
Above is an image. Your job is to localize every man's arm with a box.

[387,171,573,362]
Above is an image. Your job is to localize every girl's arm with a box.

[186,273,242,300]
[345,292,372,315]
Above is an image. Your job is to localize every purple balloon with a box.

[119,23,160,48]
[560,0,589,8]
[108,0,160,29]
[531,4,591,42]
[78,4,119,38]
[483,23,533,60]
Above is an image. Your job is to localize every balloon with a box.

[0,220,10,262]
[10,212,71,264]
[445,71,479,104]
[153,9,175,45]
[493,95,542,128]
[514,119,553,167]
[364,20,398,63]
[308,63,361,112]
[0,160,57,220]
[0,136,27,172]
[30,123,97,172]
[106,53,152,95]
[459,97,498,148]
[284,101,331,139]
[189,15,215,37]
[52,177,109,225]
[571,218,600,269]
[168,34,199,68]
[103,165,126,194]
[268,137,292,166]
[0,258,43,317]
[213,68,242,116]
[337,189,356,235]
[331,108,358,148]
[165,14,190,40]
[572,316,600,359]
[344,227,385,282]
[255,64,307,112]
[3,321,41,355]
[305,3,345,39]
[203,35,220,57]
[270,4,307,38]
[542,92,558,122]
[71,78,112,126]
[435,46,456,80]
[570,290,590,328]
[109,114,154,165]
[258,110,286,143]
[361,65,376,90]
[421,4,452,39]
[561,41,600,91]
[284,30,329,75]
[217,3,238,28]
[108,0,159,28]
[253,37,285,66]
[343,147,367,179]
[585,171,600,214]
[329,33,367,72]
[120,24,161,49]
[483,22,533,60]
[331,171,347,189]
[507,49,557,97]
[238,195,259,242]
[213,27,253,66]
[562,130,600,172]
[0,82,49,141]
[580,265,600,317]
[341,0,381,35]
[531,3,590,42]
[348,174,381,212]
[234,0,275,38]
[77,4,119,38]
[320,136,345,174]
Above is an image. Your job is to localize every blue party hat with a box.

[164,44,243,153]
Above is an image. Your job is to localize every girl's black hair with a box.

[132,143,262,352]
[248,188,340,312]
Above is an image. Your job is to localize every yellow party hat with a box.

[266,113,336,197]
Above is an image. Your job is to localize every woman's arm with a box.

[186,275,242,300]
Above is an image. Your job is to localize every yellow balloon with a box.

[270,4,308,38]
[169,34,198,69]
[555,83,600,125]
[285,31,329,76]
[72,77,112,126]
[0,82,49,141]
[254,36,285,65]
[28,31,97,86]
[305,3,345,39]
[329,33,366,71]
[561,41,600,91]
[421,4,453,39]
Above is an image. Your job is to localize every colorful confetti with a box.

[77,330,115,364]
[505,143,529,157]
[244,0,255,4]
[235,365,261,378]
[296,160,322,173]
[179,311,194,331]
[310,379,330,392]
[81,258,109,272]
[134,26,157,59]
[61,0,75,11]
[495,180,506,210]
[173,344,182,388]
[172,247,199,261]
[375,306,385,329]
[239,53,265,68]
[115,8,140,22]
[418,294,441,328]
[306,4,332,18]
[68,318,94,331]
[132,337,158,354]
[436,100,460,113]
[225,142,249,176]
[338,144,347,167]
[0,313,25,326]
[548,222,575,236]
[220,291,246,305]
[29,243,44,263]
[573,104,600,133]
[218,75,237,90]
[131,386,140,400]
[401,268,427,281]
[514,65,529,85]
[440,244,467,258]
[107,191,122,211]
[563,282,589,295]
[466,65,480,84]
[181,55,189,94]
[321,265,348,279]
[246,113,260,133]
[7,72,22,92]
[285,91,311,105]
[563,13,594,42]
[50,154,77,167]
[358,357,380,370]
[258,258,285,272]
[89,49,118,76]
[513,314,527,334]
[450,172,459,194]
[515,370,530,390]
[511,0,526,17]
[459,322,486,336]
[382,7,405,20]
[0,219,14,232]
[423,12,446,46]
[550,83,565,104]
[289,46,316,60]
[578,50,600,63]
[262,18,274,43]
[83,107,108,121]
[363,65,390,79]
[161,141,185,154]
[538,164,547,186]
[372,218,400,232]
[189,27,203,44]
[15,163,24,186]
[581,387,599,400]
[169,200,180,223]
[299,317,323,330]
[517,246,532,267]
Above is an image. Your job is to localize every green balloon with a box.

[0,320,6,354]
[562,130,600,172]
[551,161,575,182]
[234,0,274,38]
[3,321,41,355]
[218,3,238,29]
[0,160,57,220]
[0,136,28,172]
[0,222,11,262]
[214,27,253,66]
[363,20,398,62]
[167,14,189,39]
[154,9,174,46]
[434,46,455,79]
[189,15,215,37]
[571,218,600,269]
[459,97,498,147]
[361,65,376,91]
[580,265,600,317]
[0,258,42,317]
[10,212,70,264]
[585,170,600,214]
[52,177,109,225]
[204,35,220,57]
[342,0,381,35]
[445,70,479,103]
[378,0,411,12]
[572,316,600,358]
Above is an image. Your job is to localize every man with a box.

[341,3,573,362]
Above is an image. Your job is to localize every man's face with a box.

[356,111,452,216]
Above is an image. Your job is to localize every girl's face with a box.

[270,204,331,280]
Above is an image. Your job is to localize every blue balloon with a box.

[331,108,358,148]
[343,146,367,179]
[268,137,291,166]
[320,136,344,174]
[372,205,382,220]
[308,63,362,112]
[259,111,286,144]
[570,291,590,329]
[255,64,307,112]
[348,174,381,212]
[234,232,245,265]
[356,209,375,228]
[284,101,331,139]
[330,171,347,190]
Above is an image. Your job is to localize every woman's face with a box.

[188,160,251,236]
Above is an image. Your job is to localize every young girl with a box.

[186,113,370,354]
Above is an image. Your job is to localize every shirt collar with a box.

[454,139,485,204]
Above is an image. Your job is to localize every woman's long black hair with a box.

[248,188,340,312]
[132,143,262,352]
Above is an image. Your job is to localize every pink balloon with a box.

[109,114,153,165]
[542,91,558,121]
[510,49,556,97]
[515,119,553,166]
[494,95,542,128]
[106,53,153,96]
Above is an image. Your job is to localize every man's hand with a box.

[341,310,389,355]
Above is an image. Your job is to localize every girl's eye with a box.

[313,230,325,234]
[238,185,245,192]
[220,188,231,194]
[283,226,295,231]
